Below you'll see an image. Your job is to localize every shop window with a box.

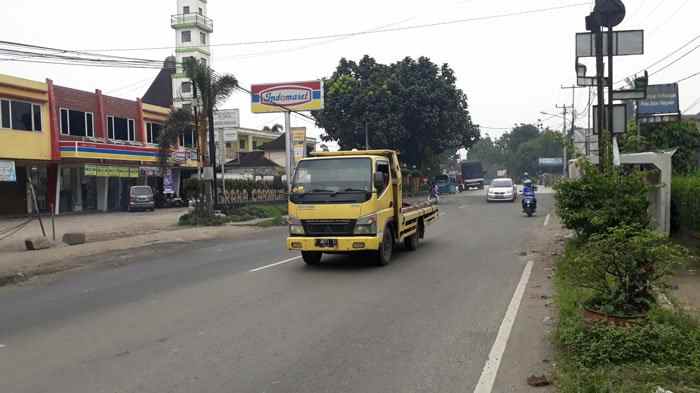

[182,31,191,43]
[0,98,42,132]
[60,108,94,137]
[146,122,162,144]
[180,131,196,148]
[107,115,135,141]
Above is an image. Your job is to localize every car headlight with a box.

[288,217,305,235]
[354,214,377,235]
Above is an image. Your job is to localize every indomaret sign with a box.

[251,81,324,113]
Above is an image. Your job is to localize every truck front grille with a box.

[302,220,356,237]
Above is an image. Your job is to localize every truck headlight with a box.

[354,214,377,235]
[288,217,305,235]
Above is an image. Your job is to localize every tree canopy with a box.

[620,120,700,174]
[313,55,480,169]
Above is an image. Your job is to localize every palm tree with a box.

[262,124,284,133]
[158,108,193,166]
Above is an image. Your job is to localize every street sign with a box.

[292,127,306,164]
[538,158,564,167]
[576,30,644,57]
[0,160,16,182]
[613,89,646,101]
[251,81,324,113]
[593,104,628,134]
[637,84,680,117]
[213,109,240,128]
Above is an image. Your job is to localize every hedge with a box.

[671,175,700,233]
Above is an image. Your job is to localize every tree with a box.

[620,121,700,174]
[313,56,480,169]
[158,108,194,166]
[262,124,283,133]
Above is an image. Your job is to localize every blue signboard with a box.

[637,84,680,117]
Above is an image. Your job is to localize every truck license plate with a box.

[316,239,337,248]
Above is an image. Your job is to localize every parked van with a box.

[128,186,155,212]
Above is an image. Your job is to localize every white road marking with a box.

[472,260,534,393]
[544,213,551,227]
[0,344,5,349]
[249,256,301,273]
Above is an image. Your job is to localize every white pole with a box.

[285,111,293,191]
[219,127,225,196]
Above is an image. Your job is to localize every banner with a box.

[0,160,16,182]
[292,127,307,163]
[85,164,139,178]
[251,81,324,113]
[163,168,175,194]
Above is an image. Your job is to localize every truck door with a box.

[375,160,393,229]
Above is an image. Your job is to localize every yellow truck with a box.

[287,150,439,266]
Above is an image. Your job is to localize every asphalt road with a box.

[0,191,554,393]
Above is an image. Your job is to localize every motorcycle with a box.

[522,196,536,217]
[429,188,440,204]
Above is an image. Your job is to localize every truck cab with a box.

[287,150,438,266]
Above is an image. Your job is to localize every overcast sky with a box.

[3,0,699,145]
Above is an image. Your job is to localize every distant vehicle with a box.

[434,175,458,194]
[487,178,516,202]
[128,186,155,212]
[496,169,507,177]
[461,161,484,190]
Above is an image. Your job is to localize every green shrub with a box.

[555,162,650,239]
[555,241,700,392]
[559,225,686,316]
[178,212,228,226]
[672,174,700,233]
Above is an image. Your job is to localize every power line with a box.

[676,71,700,84]
[616,32,700,85]
[684,96,700,113]
[648,43,700,78]
[78,2,591,53]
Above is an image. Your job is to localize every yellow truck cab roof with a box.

[308,150,398,160]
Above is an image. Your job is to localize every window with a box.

[107,115,135,141]
[200,32,206,44]
[183,6,190,14]
[200,58,207,67]
[59,108,94,137]
[180,131,196,148]
[146,122,162,144]
[0,98,42,132]
[198,7,203,15]
[376,160,390,195]
[182,103,192,113]
[252,140,258,150]
[181,31,191,43]
[239,139,246,150]
[181,82,192,94]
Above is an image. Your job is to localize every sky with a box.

[2,0,699,146]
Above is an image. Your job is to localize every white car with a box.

[486,178,517,202]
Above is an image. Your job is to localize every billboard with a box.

[637,84,680,117]
[593,104,628,134]
[251,81,324,113]
[292,127,307,163]
[0,160,16,182]
[576,30,644,58]
[213,109,240,128]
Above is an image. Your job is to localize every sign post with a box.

[251,80,324,191]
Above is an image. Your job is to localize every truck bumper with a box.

[287,236,381,252]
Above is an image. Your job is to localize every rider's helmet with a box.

[523,179,533,187]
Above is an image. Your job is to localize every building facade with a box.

[0,74,54,215]
[0,72,199,216]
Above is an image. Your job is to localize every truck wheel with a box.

[404,232,420,251]
[376,228,394,266]
[302,251,322,266]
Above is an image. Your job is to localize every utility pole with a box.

[555,104,573,177]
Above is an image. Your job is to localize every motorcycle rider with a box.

[430,183,440,203]
[521,179,537,211]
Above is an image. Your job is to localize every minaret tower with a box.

[170,0,213,109]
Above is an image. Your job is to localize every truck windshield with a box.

[290,158,372,204]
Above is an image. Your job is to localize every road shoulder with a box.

[491,212,566,392]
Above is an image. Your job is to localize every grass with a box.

[554,241,700,393]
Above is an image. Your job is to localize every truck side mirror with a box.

[374,172,386,191]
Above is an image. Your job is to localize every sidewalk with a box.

[0,208,189,253]
[0,208,262,282]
